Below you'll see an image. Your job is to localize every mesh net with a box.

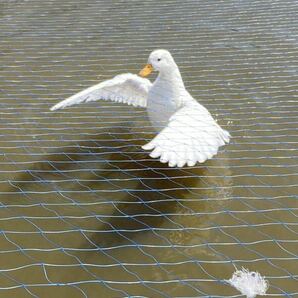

[0,0,297,297]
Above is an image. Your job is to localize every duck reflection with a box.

[3,120,231,296]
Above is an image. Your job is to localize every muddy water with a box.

[0,0,297,297]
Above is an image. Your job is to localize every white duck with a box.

[50,49,230,167]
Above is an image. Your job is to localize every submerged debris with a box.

[227,267,269,298]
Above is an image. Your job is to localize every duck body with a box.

[147,73,182,131]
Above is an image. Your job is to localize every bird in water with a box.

[50,49,230,167]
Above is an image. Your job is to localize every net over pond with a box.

[0,0,297,297]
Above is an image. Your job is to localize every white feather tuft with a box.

[227,268,269,298]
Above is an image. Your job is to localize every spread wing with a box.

[142,103,230,167]
[50,73,152,111]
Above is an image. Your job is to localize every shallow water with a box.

[0,0,297,297]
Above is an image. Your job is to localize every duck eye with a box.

[157,58,161,62]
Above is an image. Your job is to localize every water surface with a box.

[0,0,297,297]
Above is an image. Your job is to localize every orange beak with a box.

[139,64,153,77]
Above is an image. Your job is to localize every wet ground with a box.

[0,0,297,297]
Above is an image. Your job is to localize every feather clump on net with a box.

[227,268,269,298]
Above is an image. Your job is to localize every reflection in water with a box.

[2,126,232,296]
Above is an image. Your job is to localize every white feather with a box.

[50,73,152,111]
[227,268,269,298]
[142,103,230,167]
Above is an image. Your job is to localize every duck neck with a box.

[157,65,185,107]
[158,65,184,88]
